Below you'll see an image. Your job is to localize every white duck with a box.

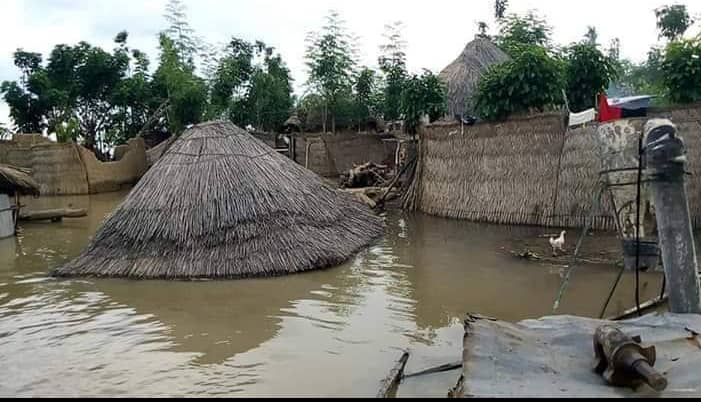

[549,231,567,256]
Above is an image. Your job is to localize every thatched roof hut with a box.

[0,164,40,196]
[53,121,384,280]
[439,38,510,117]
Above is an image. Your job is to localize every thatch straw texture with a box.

[30,143,89,195]
[552,125,616,230]
[439,38,510,117]
[77,137,147,194]
[0,164,40,196]
[145,136,176,167]
[418,114,565,226]
[414,104,701,230]
[54,120,384,280]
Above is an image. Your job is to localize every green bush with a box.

[473,45,564,121]
[565,43,618,112]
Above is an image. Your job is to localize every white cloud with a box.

[1,0,699,126]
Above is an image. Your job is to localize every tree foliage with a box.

[565,43,618,111]
[400,70,447,135]
[495,11,553,57]
[474,45,563,121]
[305,10,357,132]
[494,0,509,20]
[661,38,701,103]
[655,4,694,41]
[378,21,408,122]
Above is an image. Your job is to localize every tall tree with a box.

[353,67,376,130]
[152,34,208,135]
[496,11,553,57]
[655,4,694,41]
[163,0,201,68]
[244,45,294,131]
[378,21,407,122]
[494,0,509,20]
[305,10,357,133]
[584,26,598,45]
[400,70,447,135]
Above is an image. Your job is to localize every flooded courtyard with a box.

[0,191,666,397]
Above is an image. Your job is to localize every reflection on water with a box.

[0,191,668,396]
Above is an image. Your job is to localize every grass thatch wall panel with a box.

[418,115,564,226]
[30,143,89,195]
[146,136,176,168]
[78,137,147,194]
[416,105,701,230]
[54,121,384,280]
[553,125,616,230]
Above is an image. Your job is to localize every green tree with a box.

[208,37,255,120]
[400,70,447,135]
[655,4,694,41]
[305,10,357,133]
[495,0,509,20]
[152,33,208,135]
[584,26,598,45]
[163,0,201,68]
[474,45,564,121]
[353,67,377,130]
[243,46,294,131]
[661,38,701,103]
[378,21,408,122]
[495,11,553,57]
[565,43,618,111]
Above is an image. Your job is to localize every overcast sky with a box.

[2,0,700,126]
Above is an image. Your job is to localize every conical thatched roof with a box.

[439,38,510,117]
[0,164,40,196]
[284,115,301,127]
[53,121,384,280]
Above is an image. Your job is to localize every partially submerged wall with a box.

[294,132,399,177]
[31,143,90,195]
[0,135,148,196]
[78,137,147,194]
[416,105,701,230]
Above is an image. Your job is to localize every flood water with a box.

[0,190,668,397]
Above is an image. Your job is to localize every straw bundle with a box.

[439,38,510,117]
[54,120,384,280]
[30,143,89,195]
[0,164,40,196]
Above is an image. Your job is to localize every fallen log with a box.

[19,208,88,222]
[377,350,410,398]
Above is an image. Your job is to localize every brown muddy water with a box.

[0,190,669,397]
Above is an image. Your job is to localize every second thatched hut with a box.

[53,121,384,280]
[439,38,510,118]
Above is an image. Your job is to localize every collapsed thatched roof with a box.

[439,38,510,117]
[53,121,384,280]
[0,164,40,196]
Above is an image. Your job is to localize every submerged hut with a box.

[0,164,40,239]
[439,38,510,118]
[53,121,384,279]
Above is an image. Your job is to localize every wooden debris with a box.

[402,361,462,379]
[19,208,88,222]
[340,162,390,189]
[377,350,410,398]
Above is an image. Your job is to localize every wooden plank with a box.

[377,350,410,398]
